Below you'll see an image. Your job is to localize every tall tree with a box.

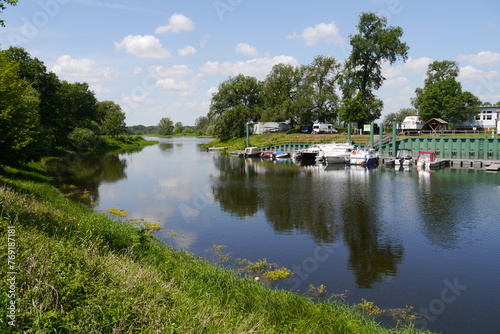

[340,12,409,127]
[3,47,62,146]
[56,81,98,144]
[412,60,481,124]
[301,55,342,123]
[98,101,126,137]
[208,74,262,140]
[0,52,40,164]
[260,63,302,126]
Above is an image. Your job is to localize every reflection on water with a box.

[47,137,500,334]
[46,153,129,205]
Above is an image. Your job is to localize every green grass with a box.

[0,163,433,333]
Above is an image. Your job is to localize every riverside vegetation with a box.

[0,157,434,333]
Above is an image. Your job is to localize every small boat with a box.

[396,149,414,167]
[416,151,436,168]
[260,151,275,159]
[299,144,321,160]
[349,148,378,165]
[244,147,262,158]
[274,151,290,159]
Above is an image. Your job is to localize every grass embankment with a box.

[205,133,372,151]
[0,165,431,333]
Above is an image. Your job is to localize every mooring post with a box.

[347,123,351,143]
[379,122,384,151]
[370,122,375,148]
[392,121,397,156]
[246,122,250,148]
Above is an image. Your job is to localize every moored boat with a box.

[320,142,355,164]
[244,147,262,158]
[260,151,275,159]
[396,149,414,167]
[349,148,378,165]
[298,144,321,160]
[416,151,435,168]
[274,151,290,159]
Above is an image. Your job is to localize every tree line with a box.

[202,12,482,140]
[0,47,126,164]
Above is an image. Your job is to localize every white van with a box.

[312,123,337,134]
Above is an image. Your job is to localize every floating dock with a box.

[486,163,500,172]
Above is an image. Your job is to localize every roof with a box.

[425,118,448,125]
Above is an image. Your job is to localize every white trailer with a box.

[401,116,424,130]
[312,123,337,134]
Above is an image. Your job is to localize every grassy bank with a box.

[0,163,431,333]
[205,133,373,151]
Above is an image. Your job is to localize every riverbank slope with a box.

[0,160,431,332]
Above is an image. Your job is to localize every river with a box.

[48,136,500,334]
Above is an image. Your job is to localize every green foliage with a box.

[355,298,384,317]
[98,101,126,137]
[0,53,41,164]
[208,74,262,139]
[157,117,174,135]
[341,12,408,126]
[384,108,418,126]
[194,115,211,135]
[412,60,481,123]
[67,127,99,152]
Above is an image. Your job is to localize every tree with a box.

[173,122,184,134]
[98,101,126,137]
[260,63,302,126]
[157,117,174,135]
[412,60,481,124]
[3,47,62,147]
[56,81,98,144]
[301,56,342,123]
[0,52,40,164]
[194,116,210,135]
[383,108,418,127]
[340,12,409,127]
[208,74,262,139]
[0,0,17,27]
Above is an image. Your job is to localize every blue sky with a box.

[1,0,499,126]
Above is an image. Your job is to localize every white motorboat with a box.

[318,142,355,164]
[349,148,379,165]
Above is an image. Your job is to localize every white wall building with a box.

[456,105,500,130]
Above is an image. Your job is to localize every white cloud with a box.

[150,65,194,78]
[51,55,115,82]
[200,55,299,79]
[90,84,111,94]
[235,43,259,57]
[155,13,195,34]
[458,51,500,68]
[178,45,196,56]
[459,65,500,98]
[115,35,171,59]
[287,22,344,46]
[381,57,433,80]
[156,78,192,94]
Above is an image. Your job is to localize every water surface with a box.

[49,137,500,334]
